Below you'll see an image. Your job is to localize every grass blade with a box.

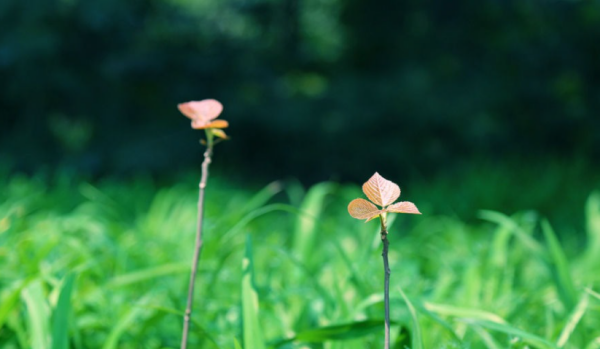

[0,280,26,329]
[51,273,76,349]
[221,203,302,243]
[541,219,577,310]
[556,293,589,348]
[397,288,423,349]
[478,210,546,257]
[414,302,462,344]
[295,320,384,341]
[105,263,188,288]
[240,181,282,215]
[242,235,265,349]
[585,192,600,266]
[423,302,507,324]
[292,182,335,263]
[472,326,502,349]
[586,288,600,301]
[332,240,368,297]
[101,294,153,349]
[22,280,51,349]
[466,319,557,349]
[586,337,600,349]
[272,320,386,346]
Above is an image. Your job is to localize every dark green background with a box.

[1,0,599,183]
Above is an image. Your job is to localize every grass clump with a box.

[0,166,599,348]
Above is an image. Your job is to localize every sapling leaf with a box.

[211,128,228,139]
[178,99,229,130]
[349,173,421,222]
[178,99,223,122]
[348,198,383,221]
[193,119,228,130]
[386,201,421,215]
[362,172,400,207]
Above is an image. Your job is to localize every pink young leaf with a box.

[362,172,400,207]
[178,99,224,122]
[386,201,421,215]
[348,198,383,221]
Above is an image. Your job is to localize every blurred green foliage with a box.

[1,0,599,181]
[1,170,600,347]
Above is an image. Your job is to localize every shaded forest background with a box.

[1,0,599,184]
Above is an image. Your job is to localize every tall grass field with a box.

[1,164,599,348]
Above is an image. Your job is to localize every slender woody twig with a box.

[380,215,391,349]
[181,136,213,349]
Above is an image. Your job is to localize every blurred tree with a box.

[0,0,598,182]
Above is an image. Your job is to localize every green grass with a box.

[1,166,600,348]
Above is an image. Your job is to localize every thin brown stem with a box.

[181,144,213,349]
[381,228,390,349]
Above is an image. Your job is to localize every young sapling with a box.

[177,99,229,349]
[348,172,421,349]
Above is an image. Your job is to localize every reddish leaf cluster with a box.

[348,172,421,222]
[178,99,228,138]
